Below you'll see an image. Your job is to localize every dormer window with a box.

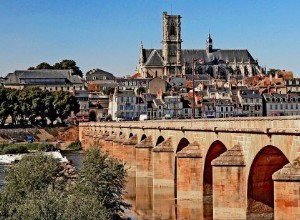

[93,76,97,80]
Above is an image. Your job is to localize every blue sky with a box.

[0,0,299,77]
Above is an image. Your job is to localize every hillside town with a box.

[3,65,298,122]
[2,12,299,122]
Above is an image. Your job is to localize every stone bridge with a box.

[79,116,300,219]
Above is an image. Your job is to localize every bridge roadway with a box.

[79,116,300,219]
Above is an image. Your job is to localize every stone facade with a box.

[138,12,262,79]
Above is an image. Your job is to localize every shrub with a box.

[67,140,82,150]
[37,142,57,152]
[2,145,28,154]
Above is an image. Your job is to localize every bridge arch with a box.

[247,145,289,218]
[156,136,165,146]
[203,140,227,196]
[141,134,147,142]
[176,138,190,153]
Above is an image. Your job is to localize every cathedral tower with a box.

[206,33,213,53]
[162,12,182,77]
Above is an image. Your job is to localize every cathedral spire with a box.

[206,33,213,53]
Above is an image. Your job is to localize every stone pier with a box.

[153,137,175,188]
[122,134,138,176]
[273,156,300,220]
[212,145,247,220]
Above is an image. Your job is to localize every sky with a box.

[0,0,300,77]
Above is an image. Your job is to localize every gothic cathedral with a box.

[138,12,262,80]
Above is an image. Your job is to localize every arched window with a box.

[170,21,176,36]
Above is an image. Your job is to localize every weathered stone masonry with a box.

[79,116,300,219]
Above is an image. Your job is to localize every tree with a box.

[53,60,83,77]
[267,68,280,77]
[0,87,19,125]
[29,60,83,77]
[74,147,130,218]
[53,91,80,123]
[89,111,96,122]
[35,62,53,70]
[103,87,115,95]
[137,87,146,95]
[0,148,129,219]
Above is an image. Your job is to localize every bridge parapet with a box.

[80,116,300,134]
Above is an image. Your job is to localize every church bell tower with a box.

[162,12,182,77]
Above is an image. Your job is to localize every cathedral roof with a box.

[142,48,256,66]
[145,50,164,66]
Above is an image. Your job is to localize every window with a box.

[93,76,97,80]
[270,104,272,110]
[275,104,278,110]
[120,105,123,110]
[291,104,294,109]
[170,21,176,36]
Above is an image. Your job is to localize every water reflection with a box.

[126,175,212,220]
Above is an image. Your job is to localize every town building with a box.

[262,93,300,116]
[163,95,183,118]
[108,90,147,121]
[4,69,85,92]
[215,99,235,118]
[4,69,87,119]
[238,89,263,117]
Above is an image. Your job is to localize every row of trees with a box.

[28,59,83,77]
[0,87,79,126]
[0,147,129,219]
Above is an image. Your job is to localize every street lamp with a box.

[192,59,196,119]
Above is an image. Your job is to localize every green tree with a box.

[53,60,83,77]
[0,88,19,125]
[35,62,53,70]
[267,68,280,77]
[0,149,126,219]
[103,87,115,95]
[53,91,80,124]
[137,87,146,95]
[74,147,130,218]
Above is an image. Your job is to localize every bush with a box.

[37,142,57,152]
[2,145,28,154]
[67,140,82,150]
